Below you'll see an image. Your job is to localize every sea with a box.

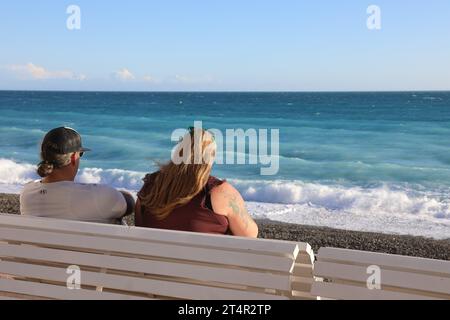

[1,91,449,239]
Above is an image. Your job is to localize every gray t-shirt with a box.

[20,180,127,224]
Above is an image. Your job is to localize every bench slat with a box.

[0,279,150,300]
[315,261,450,296]
[317,248,450,276]
[291,290,318,300]
[0,243,292,291]
[311,282,442,300]
[0,296,24,300]
[0,261,288,300]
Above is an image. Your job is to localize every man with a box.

[20,127,134,224]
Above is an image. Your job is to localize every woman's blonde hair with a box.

[141,128,216,220]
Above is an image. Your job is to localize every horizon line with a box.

[1,89,450,94]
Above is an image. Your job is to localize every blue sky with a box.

[0,1,449,91]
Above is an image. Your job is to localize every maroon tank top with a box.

[136,173,230,235]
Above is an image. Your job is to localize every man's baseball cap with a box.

[42,127,91,155]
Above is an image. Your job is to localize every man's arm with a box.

[119,191,135,218]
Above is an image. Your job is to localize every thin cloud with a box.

[142,75,162,84]
[114,68,135,81]
[5,63,86,81]
[174,74,214,84]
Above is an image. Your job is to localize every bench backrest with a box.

[0,213,316,300]
[311,247,450,300]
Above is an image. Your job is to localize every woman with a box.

[135,128,258,238]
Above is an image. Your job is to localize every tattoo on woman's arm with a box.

[224,193,250,230]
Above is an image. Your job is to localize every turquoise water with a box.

[1,91,449,238]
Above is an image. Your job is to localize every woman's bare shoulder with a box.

[211,181,239,196]
[210,181,244,217]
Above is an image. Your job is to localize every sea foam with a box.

[0,159,144,191]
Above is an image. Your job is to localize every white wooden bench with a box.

[0,213,317,300]
[311,247,450,300]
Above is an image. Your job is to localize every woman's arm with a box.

[210,182,259,238]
